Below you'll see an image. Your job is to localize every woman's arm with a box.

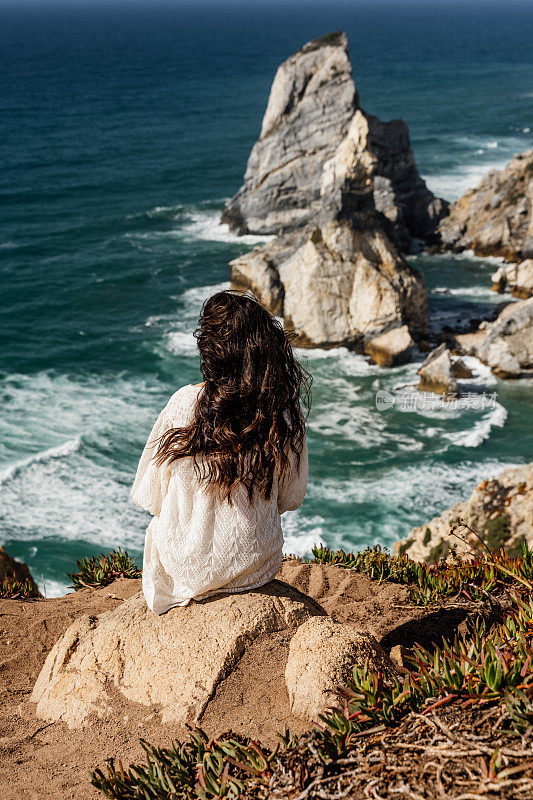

[130,407,171,516]
[277,433,308,514]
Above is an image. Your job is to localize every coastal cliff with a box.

[396,462,533,563]
[223,33,448,355]
[439,149,533,262]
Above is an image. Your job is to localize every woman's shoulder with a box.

[164,383,203,421]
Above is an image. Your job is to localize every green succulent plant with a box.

[68,549,141,590]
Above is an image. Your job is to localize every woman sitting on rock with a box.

[131,290,310,614]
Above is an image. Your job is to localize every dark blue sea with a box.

[1,0,532,595]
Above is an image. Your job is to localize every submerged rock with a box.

[395,463,533,563]
[223,32,446,351]
[439,150,533,261]
[416,344,459,397]
[31,582,325,728]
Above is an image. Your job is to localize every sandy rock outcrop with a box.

[31,582,325,728]
[491,260,533,299]
[395,463,533,563]
[224,32,446,352]
[231,222,428,353]
[439,150,533,261]
[0,546,40,596]
[285,616,394,720]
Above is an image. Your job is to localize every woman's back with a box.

[132,382,308,614]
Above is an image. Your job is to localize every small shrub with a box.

[398,538,413,555]
[302,31,344,52]
[483,514,511,551]
[423,527,432,546]
[310,228,322,244]
[68,549,141,590]
[0,575,38,599]
[427,539,450,565]
[91,730,274,800]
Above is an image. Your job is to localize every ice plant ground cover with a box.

[90,540,533,800]
[67,549,142,590]
[0,575,39,599]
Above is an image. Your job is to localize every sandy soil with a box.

[0,562,475,800]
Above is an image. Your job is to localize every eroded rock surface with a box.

[455,297,533,378]
[223,32,446,350]
[31,582,324,728]
[439,150,533,261]
[491,260,533,300]
[285,616,394,720]
[416,343,463,397]
[395,463,533,563]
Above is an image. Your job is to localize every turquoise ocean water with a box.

[1,0,532,596]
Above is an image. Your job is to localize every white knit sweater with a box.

[131,384,308,614]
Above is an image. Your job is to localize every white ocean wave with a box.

[0,371,164,550]
[162,282,231,357]
[126,204,182,221]
[444,402,507,448]
[282,512,325,558]
[180,281,230,308]
[166,330,198,357]
[180,211,274,245]
[461,250,507,265]
[296,346,378,378]
[424,158,509,202]
[0,437,81,487]
[38,577,73,599]
[460,356,498,387]
[311,458,522,512]
[432,285,501,299]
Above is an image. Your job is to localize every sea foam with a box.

[0,437,81,487]
[180,211,274,245]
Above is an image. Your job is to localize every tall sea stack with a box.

[222,33,448,356]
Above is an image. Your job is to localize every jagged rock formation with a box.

[223,33,448,354]
[395,463,533,563]
[416,343,472,397]
[456,297,533,378]
[491,260,533,299]
[439,150,533,261]
[222,33,445,247]
[285,616,394,720]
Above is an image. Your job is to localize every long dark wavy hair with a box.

[155,290,311,501]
